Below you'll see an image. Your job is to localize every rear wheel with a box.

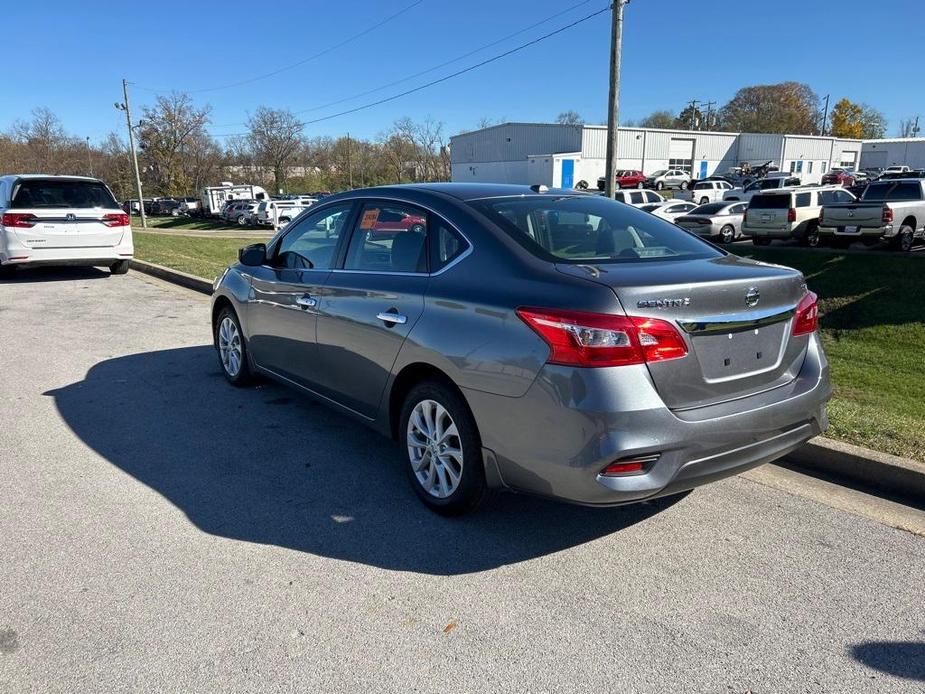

[613,182,621,190]
[700,196,710,205]
[400,380,487,516]
[109,260,130,275]
[802,223,820,248]
[890,225,914,252]
[679,181,689,190]
[655,181,664,191]
[719,225,735,244]
[636,182,644,189]
[237,215,248,226]
[215,307,253,386]
[751,237,772,246]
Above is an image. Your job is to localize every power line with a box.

[135,1,425,95]
[209,0,594,130]
[211,4,610,138]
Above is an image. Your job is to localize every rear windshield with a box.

[10,179,118,209]
[862,181,922,201]
[472,195,723,264]
[749,194,791,209]
[690,202,728,215]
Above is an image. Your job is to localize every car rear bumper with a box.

[819,224,895,238]
[742,222,796,239]
[464,333,831,507]
[0,231,133,266]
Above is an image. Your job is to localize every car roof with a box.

[327,182,598,203]
[1,174,101,183]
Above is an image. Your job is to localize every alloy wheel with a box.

[406,399,464,499]
[218,316,242,377]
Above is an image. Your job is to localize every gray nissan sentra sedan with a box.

[211,183,831,515]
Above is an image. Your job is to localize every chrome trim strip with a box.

[677,307,796,336]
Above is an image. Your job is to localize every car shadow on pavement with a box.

[45,346,683,576]
[850,640,925,681]
[0,266,111,283]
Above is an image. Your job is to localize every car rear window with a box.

[691,202,728,214]
[749,194,791,209]
[472,195,723,264]
[863,181,922,201]
[10,179,118,209]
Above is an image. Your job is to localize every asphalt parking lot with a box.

[1,268,923,693]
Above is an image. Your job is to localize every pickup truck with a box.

[818,179,925,251]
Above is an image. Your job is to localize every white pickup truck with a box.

[818,178,925,251]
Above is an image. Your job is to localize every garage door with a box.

[861,150,888,169]
[668,138,695,174]
[839,150,858,168]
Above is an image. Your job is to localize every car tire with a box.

[400,379,488,516]
[636,182,644,189]
[802,224,820,248]
[680,181,689,190]
[719,225,735,244]
[109,259,130,275]
[613,182,621,190]
[215,306,253,387]
[655,181,664,191]
[751,237,772,246]
[411,223,425,235]
[237,215,247,226]
[700,196,709,205]
[890,225,914,252]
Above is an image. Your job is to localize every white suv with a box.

[723,175,802,202]
[742,185,856,247]
[681,180,734,204]
[0,175,133,274]
[610,189,666,207]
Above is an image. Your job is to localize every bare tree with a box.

[556,110,584,125]
[246,107,304,193]
[897,118,919,138]
[139,93,214,196]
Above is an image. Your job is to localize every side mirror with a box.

[238,243,266,267]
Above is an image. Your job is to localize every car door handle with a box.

[377,311,407,325]
[296,295,317,309]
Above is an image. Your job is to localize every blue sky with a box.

[3,0,923,145]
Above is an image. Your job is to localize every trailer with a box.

[199,182,268,217]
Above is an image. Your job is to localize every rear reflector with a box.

[102,213,130,228]
[792,291,818,336]
[600,454,660,477]
[516,308,688,368]
[1,213,37,228]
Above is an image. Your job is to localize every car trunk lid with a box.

[556,254,811,410]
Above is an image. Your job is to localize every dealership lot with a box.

[1,269,923,692]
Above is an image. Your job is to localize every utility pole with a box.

[115,79,147,228]
[346,132,354,189]
[604,0,626,199]
[685,100,700,130]
[703,101,716,130]
[85,137,93,176]
[820,94,830,136]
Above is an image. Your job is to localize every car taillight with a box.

[787,208,797,223]
[516,307,688,368]
[882,205,893,224]
[1,213,37,228]
[792,291,818,336]
[102,213,130,227]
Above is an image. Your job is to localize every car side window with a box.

[344,202,428,273]
[430,219,469,272]
[644,191,660,203]
[629,192,644,204]
[274,202,352,270]
[731,203,747,214]
[795,193,811,207]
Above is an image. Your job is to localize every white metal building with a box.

[860,138,925,170]
[450,122,864,188]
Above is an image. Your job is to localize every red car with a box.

[821,168,856,186]
[367,208,427,235]
[596,170,646,190]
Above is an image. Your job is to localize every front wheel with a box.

[655,181,664,191]
[215,307,253,386]
[400,380,488,516]
[679,181,689,190]
[636,182,644,189]
[110,259,130,275]
[237,215,248,226]
[700,196,710,205]
[719,225,735,244]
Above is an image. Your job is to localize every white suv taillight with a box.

[516,307,688,367]
[1,213,37,228]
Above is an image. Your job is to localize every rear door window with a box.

[344,202,429,273]
[795,193,811,207]
[10,179,118,209]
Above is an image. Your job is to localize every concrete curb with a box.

[126,259,925,505]
[786,437,925,503]
[129,259,213,295]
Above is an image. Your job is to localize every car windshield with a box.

[639,203,662,212]
[10,179,118,209]
[690,203,729,215]
[472,195,723,264]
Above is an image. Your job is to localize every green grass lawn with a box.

[739,248,924,461]
[133,215,241,232]
[133,232,924,460]
[134,232,266,280]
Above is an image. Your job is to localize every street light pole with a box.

[604,0,625,199]
[116,79,147,229]
[85,137,93,176]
